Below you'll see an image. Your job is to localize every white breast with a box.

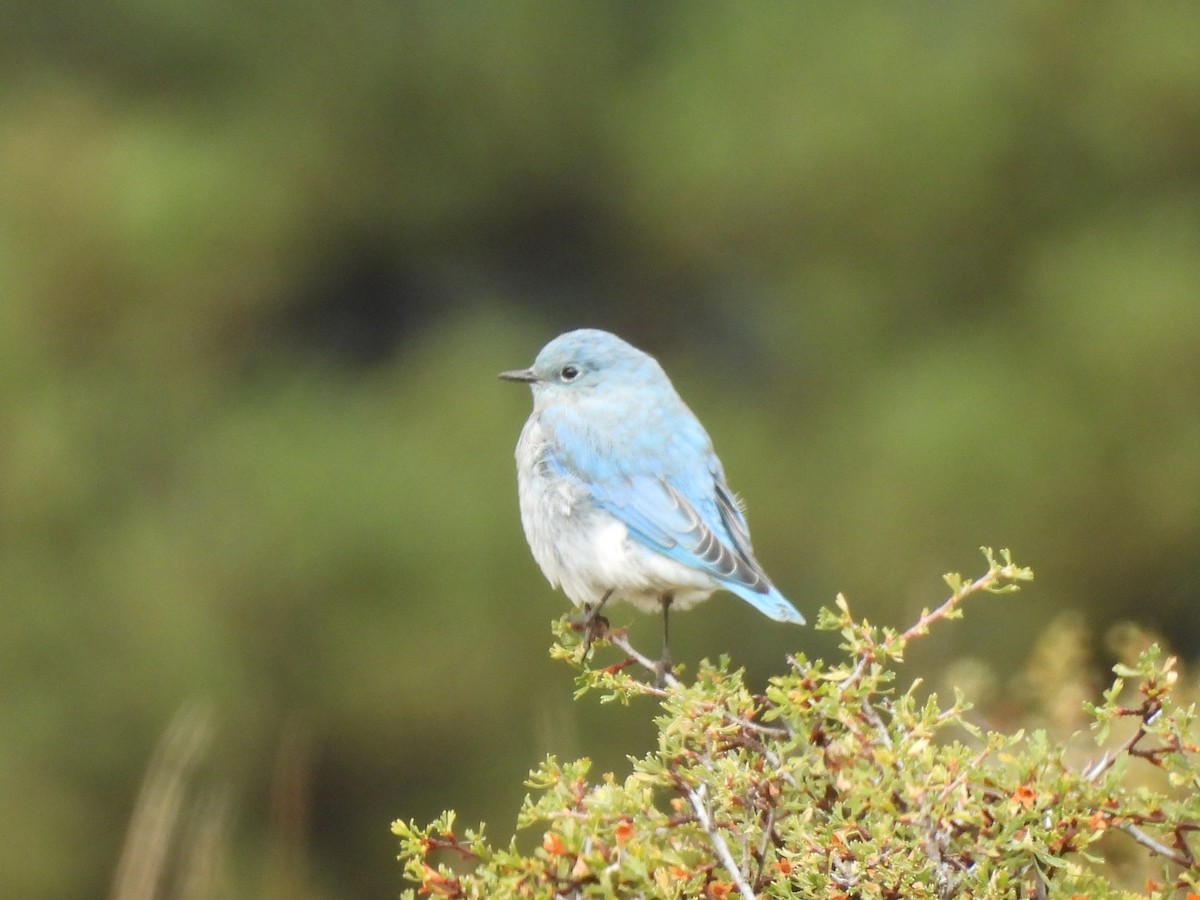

[514,417,718,614]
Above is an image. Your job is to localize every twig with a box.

[898,567,1001,644]
[838,655,870,691]
[1084,701,1159,783]
[751,806,777,889]
[680,780,756,900]
[1119,823,1193,868]
[606,631,679,692]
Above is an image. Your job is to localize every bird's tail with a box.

[726,580,806,625]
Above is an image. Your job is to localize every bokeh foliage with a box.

[2,3,1200,897]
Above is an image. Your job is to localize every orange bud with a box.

[614,819,635,846]
[1012,784,1036,809]
[542,832,567,857]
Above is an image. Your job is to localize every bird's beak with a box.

[498,368,537,383]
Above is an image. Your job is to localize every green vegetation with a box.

[396,552,1200,897]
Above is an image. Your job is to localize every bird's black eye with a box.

[560,365,579,381]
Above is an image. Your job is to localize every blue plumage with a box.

[500,329,805,630]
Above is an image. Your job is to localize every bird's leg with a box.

[656,593,674,683]
[576,589,613,657]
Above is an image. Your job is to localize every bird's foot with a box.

[571,603,610,658]
[653,648,673,687]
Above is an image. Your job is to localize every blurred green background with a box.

[3,3,1200,897]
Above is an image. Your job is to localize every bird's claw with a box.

[572,605,610,658]
[653,650,673,686]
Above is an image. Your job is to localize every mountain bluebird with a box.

[500,329,804,656]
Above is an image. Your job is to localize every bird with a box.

[499,329,804,662]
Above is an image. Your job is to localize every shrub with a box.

[394,550,1200,898]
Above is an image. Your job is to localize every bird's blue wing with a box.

[597,472,806,625]
[540,403,805,624]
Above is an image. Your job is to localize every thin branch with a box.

[1082,752,1111,782]
[1119,823,1193,868]
[939,748,990,803]
[734,715,790,741]
[605,631,677,692]
[898,567,1002,644]
[680,781,756,900]
[751,806,776,890]
[1084,701,1159,783]
[838,655,870,691]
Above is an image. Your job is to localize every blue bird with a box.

[500,329,804,657]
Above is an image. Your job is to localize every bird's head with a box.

[499,329,665,404]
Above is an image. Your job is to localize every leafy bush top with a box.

[395,550,1200,898]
